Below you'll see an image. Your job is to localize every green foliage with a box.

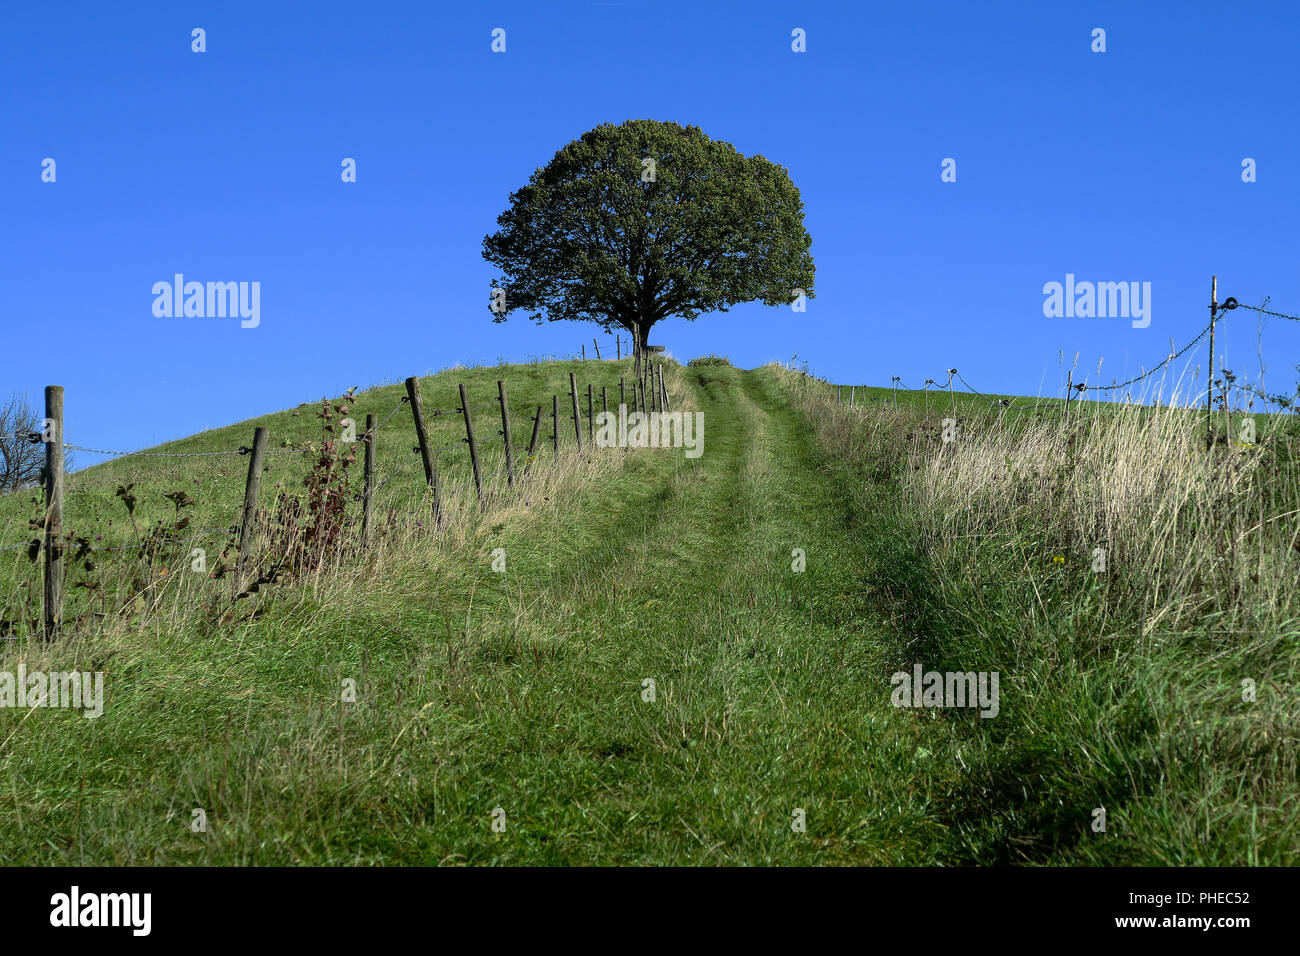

[483,120,815,340]
[686,354,733,368]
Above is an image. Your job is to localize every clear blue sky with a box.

[5,1,1298,463]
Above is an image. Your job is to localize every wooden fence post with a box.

[582,344,586,362]
[587,383,594,442]
[524,404,543,475]
[459,383,484,508]
[602,386,608,418]
[619,378,625,408]
[236,425,269,587]
[632,321,641,383]
[552,395,559,461]
[569,372,583,451]
[1207,275,1217,450]
[362,413,375,545]
[658,364,668,413]
[850,385,855,408]
[42,385,64,640]
[405,376,441,523]
[497,380,515,486]
[617,335,621,360]
[593,338,601,360]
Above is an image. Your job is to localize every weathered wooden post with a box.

[617,335,621,360]
[587,383,594,442]
[497,380,515,486]
[593,338,601,360]
[569,372,583,451]
[405,376,441,523]
[602,386,609,417]
[1207,275,1217,450]
[459,383,484,508]
[236,425,269,587]
[657,364,668,413]
[582,344,586,362]
[632,320,641,384]
[552,395,559,461]
[524,404,543,475]
[362,413,375,545]
[42,385,64,640]
[619,378,625,408]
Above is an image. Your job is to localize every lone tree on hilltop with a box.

[482,119,815,353]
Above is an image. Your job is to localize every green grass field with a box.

[0,357,1295,864]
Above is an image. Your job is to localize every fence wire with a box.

[63,442,247,459]
[836,293,1300,412]
[1080,317,1216,393]
[3,356,646,645]
[1227,301,1300,322]
[863,312,1224,408]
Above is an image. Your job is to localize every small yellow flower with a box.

[1051,555,1064,565]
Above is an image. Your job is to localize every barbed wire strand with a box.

[62,442,246,459]
[1229,302,1300,322]
[367,397,409,436]
[1080,317,1215,394]
[865,313,1221,410]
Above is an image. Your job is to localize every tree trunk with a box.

[630,320,652,383]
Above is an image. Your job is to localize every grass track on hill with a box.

[7,360,1290,864]
[1,361,956,864]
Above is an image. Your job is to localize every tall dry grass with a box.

[910,398,1298,636]
[777,364,1300,863]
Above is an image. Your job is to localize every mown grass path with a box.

[383,364,954,864]
[2,364,961,865]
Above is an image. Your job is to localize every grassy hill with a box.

[0,357,1295,864]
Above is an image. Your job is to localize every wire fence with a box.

[1,345,671,641]
[830,292,1300,415]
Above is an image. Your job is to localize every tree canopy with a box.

[482,119,815,348]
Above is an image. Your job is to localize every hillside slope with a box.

[1,360,944,864]
[3,360,1293,864]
